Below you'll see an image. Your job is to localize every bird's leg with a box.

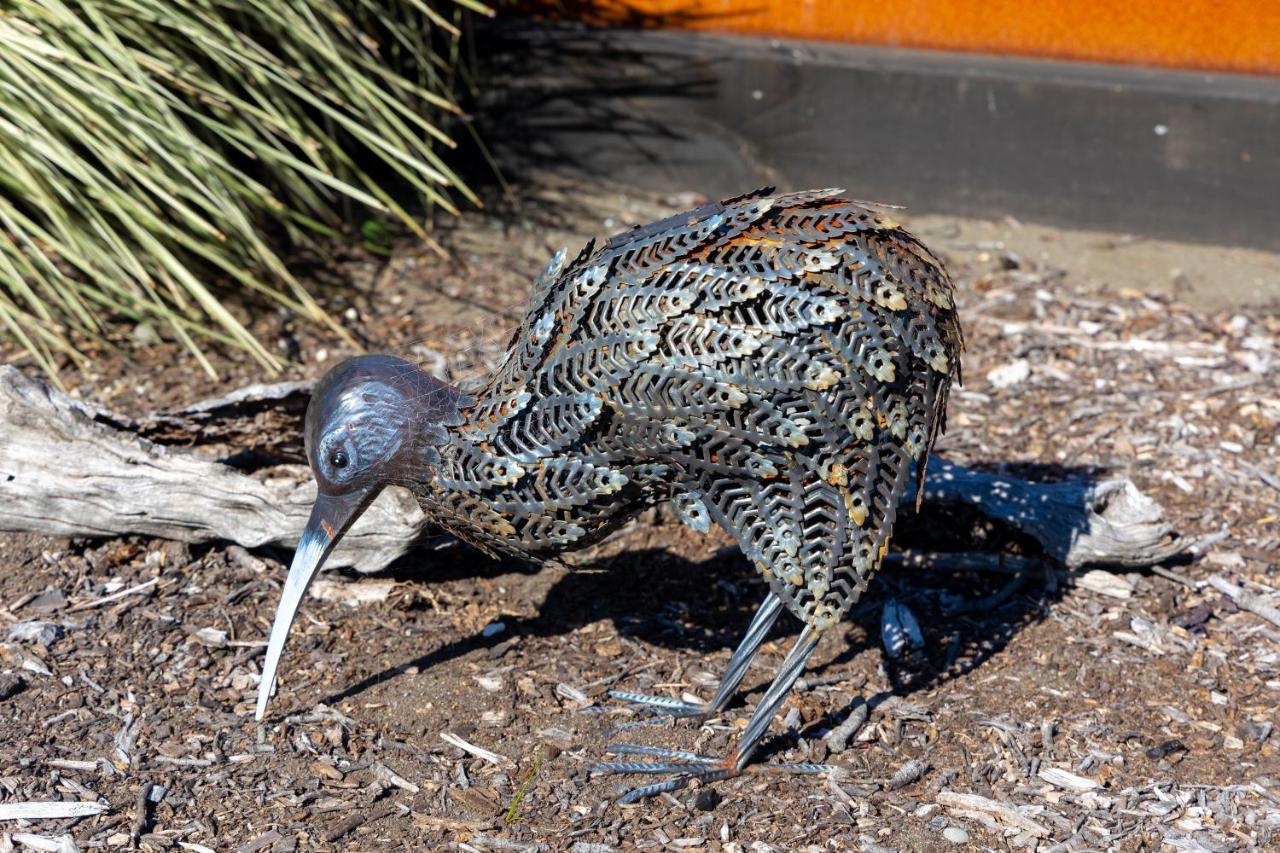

[594,624,830,804]
[609,593,782,720]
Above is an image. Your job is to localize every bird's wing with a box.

[450,189,961,599]
[463,188,781,452]
[588,191,961,628]
[448,190,781,551]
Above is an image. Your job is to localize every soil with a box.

[1,178,1278,851]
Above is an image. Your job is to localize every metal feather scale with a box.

[421,187,963,631]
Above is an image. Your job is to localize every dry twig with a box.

[1207,575,1280,629]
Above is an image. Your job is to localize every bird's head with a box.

[256,354,471,720]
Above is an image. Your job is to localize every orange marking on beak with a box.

[321,519,336,540]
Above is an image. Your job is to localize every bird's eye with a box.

[330,449,349,469]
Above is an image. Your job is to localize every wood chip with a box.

[325,803,396,842]
[441,731,514,767]
[1038,766,1101,792]
[9,834,77,853]
[129,781,155,845]
[410,813,493,832]
[45,760,97,773]
[67,578,158,612]
[372,761,420,794]
[824,698,869,754]
[309,579,395,605]
[937,790,1049,837]
[309,760,343,781]
[1112,631,1165,655]
[886,758,929,790]
[1206,575,1280,629]
[189,627,227,647]
[555,682,591,708]
[1075,569,1134,599]
[233,830,281,853]
[0,801,110,820]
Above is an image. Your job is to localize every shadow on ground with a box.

[314,462,1109,730]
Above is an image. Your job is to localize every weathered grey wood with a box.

[0,367,422,572]
[0,800,110,821]
[133,379,313,462]
[920,459,1183,569]
[0,367,1183,574]
[1206,575,1280,629]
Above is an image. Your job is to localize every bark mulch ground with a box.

[1,180,1278,851]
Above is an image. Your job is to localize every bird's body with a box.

[256,187,962,803]
[421,187,961,632]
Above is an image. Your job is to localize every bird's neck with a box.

[413,434,561,562]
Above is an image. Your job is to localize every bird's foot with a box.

[607,689,710,717]
[590,743,833,804]
[590,745,735,803]
[605,689,713,732]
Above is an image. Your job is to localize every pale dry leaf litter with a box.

[0,180,1277,850]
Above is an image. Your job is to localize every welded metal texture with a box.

[420,187,963,632]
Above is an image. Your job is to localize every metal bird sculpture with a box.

[255,188,963,803]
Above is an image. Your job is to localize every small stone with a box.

[26,588,67,613]
[1239,720,1273,743]
[130,322,162,346]
[986,359,1031,389]
[537,727,574,751]
[693,788,721,811]
[1146,739,1187,760]
[7,620,64,647]
[20,656,52,677]
[480,709,509,728]
[942,826,969,844]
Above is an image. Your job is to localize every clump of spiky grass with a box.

[0,0,489,382]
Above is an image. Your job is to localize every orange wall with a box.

[526,1,1280,75]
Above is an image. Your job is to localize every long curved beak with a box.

[255,489,373,720]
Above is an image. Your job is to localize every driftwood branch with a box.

[99,379,313,462]
[0,367,1184,574]
[920,459,1183,569]
[1206,575,1280,629]
[0,368,420,572]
